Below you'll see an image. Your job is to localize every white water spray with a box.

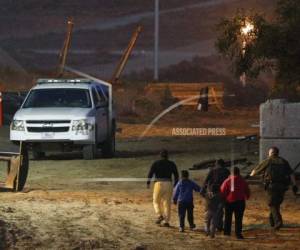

[139,95,201,140]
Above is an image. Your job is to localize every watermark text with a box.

[172,127,226,136]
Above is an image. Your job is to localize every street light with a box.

[240,20,255,87]
[241,21,254,37]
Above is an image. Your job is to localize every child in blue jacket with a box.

[173,170,202,232]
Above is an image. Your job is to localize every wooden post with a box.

[57,18,74,77]
[15,142,23,192]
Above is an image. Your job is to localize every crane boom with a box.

[111,25,142,84]
[57,18,74,77]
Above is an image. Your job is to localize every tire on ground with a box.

[32,150,46,160]
[83,144,97,160]
[102,131,116,158]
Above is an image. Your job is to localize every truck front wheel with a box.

[32,150,46,160]
[83,144,97,160]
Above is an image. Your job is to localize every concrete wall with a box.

[260,99,300,171]
[145,83,224,106]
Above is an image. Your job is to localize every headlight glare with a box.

[71,119,94,131]
[11,120,25,131]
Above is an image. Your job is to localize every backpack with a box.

[264,161,291,188]
[207,167,230,194]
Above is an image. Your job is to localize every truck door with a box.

[92,87,107,143]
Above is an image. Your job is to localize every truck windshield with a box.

[23,88,92,108]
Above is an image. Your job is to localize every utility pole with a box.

[154,0,159,81]
[111,25,143,84]
[57,17,74,77]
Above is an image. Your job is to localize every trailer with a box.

[0,143,29,191]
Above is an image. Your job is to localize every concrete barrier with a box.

[260,99,300,171]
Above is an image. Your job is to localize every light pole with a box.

[154,0,159,81]
[240,20,254,87]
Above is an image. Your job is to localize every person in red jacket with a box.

[220,167,250,239]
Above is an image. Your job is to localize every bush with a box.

[223,80,268,107]
[160,85,179,108]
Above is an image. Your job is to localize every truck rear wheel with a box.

[102,132,115,158]
[83,144,97,160]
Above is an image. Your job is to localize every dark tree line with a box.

[216,0,300,101]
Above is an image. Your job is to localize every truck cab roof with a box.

[34,78,110,90]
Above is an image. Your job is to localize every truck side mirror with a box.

[96,101,108,109]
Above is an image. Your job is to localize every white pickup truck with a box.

[10,78,116,160]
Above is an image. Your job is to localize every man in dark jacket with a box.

[173,170,201,232]
[147,149,179,227]
[250,147,298,230]
[203,159,230,231]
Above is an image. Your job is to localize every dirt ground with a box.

[117,107,259,138]
[0,120,299,249]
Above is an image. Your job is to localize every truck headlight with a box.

[71,119,94,131]
[11,120,25,131]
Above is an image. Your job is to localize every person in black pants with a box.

[250,147,298,230]
[173,170,201,232]
[224,200,245,238]
[220,167,250,239]
[203,159,230,232]
[178,202,194,230]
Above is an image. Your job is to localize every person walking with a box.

[221,167,250,239]
[147,149,179,227]
[173,170,201,232]
[250,147,298,230]
[202,159,230,232]
[203,189,223,238]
